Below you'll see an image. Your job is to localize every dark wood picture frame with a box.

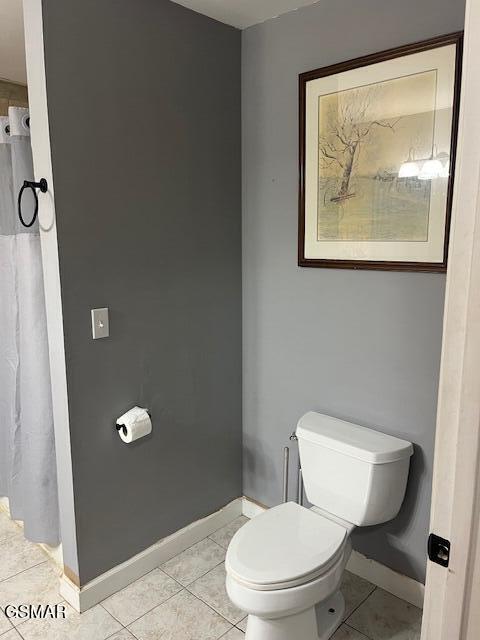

[298,32,463,272]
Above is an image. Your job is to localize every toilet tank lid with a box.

[296,412,414,464]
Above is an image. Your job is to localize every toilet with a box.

[225,411,414,640]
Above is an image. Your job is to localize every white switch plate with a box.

[91,308,109,339]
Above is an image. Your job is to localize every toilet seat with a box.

[225,502,348,591]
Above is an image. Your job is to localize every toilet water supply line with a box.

[283,433,303,505]
[283,447,289,503]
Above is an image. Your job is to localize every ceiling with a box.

[171,0,321,29]
[0,0,26,84]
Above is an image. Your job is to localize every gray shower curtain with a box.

[0,106,59,545]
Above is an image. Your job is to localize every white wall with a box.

[0,0,27,83]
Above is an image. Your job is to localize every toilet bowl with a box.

[226,502,353,640]
[225,412,414,640]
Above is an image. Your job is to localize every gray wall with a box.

[242,0,464,583]
[42,0,242,584]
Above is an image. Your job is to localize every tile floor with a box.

[0,510,422,640]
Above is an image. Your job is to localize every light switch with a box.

[91,308,109,339]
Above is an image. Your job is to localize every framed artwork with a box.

[298,32,463,272]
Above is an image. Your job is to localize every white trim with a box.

[421,2,480,638]
[22,0,77,575]
[241,497,424,609]
[59,575,81,612]
[241,496,267,519]
[60,498,243,613]
[346,550,424,609]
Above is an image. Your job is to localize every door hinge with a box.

[428,533,450,567]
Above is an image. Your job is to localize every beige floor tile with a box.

[347,588,422,640]
[220,628,244,639]
[0,513,21,542]
[102,568,182,626]
[0,629,23,640]
[236,616,247,632]
[332,624,370,639]
[188,564,244,624]
[340,571,376,619]
[105,630,136,640]
[233,615,365,637]
[0,562,62,627]
[0,609,13,635]
[128,589,231,640]
[161,539,226,586]
[17,602,122,640]
[0,532,47,582]
[209,518,248,550]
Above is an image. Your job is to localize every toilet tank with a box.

[296,412,414,526]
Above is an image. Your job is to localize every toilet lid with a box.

[225,502,347,590]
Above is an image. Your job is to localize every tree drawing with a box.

[319,87,400,202]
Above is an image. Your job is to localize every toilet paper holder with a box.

[115,408,151,441]
[115,423,128,437]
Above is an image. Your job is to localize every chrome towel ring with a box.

[18,178,48,228]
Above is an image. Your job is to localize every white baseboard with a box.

[61,497,243,613]
[241,497,424,609]
[3,491,424,612]
[241,496,267,519]
[346,549,424,609]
